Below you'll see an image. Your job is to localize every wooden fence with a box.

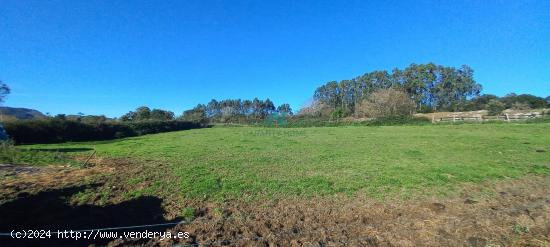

[435,113,545,123]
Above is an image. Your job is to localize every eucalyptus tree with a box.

[276,103,293,115]
[311,63,482,115]
[150,109,175,120]
[0,80,10,103]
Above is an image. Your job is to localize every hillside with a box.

[0,106,47,120]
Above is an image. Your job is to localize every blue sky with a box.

[1,0,549,117]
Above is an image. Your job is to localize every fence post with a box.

[505,113,510,122]
[83,150,97,167]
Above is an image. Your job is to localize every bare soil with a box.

[1,160,549,247]
[130,177,549,247]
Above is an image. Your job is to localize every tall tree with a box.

[134,106,151,120]
[150,109,175,120]
[0,80,10,103]
[181,104,206,122]
[312,63,482,115]
[276,103,293,115]
[263,98,276,117]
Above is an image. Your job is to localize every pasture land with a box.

[1,123,549,246]
[11,124,550,199]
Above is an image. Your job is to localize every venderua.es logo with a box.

[263,112,289,127]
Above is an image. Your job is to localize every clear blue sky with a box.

[1,0,549,117]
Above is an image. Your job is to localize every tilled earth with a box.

[1,161,549,247]
[133,177,549,247]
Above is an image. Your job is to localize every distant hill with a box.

[0,107,47,120]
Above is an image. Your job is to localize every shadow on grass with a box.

[0,184,181,246]
[28,148,94,153]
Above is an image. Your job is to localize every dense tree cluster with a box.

[461,93,548,114]
[53,113,110,124]
[2,67,549,129]
[120,106,175,121]
[312,63,482,116]
[181,98,292,123]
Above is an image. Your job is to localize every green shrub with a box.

[4,119,204,144]
[330,108,346,119]
[487,99,506,116]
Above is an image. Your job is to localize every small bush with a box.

[330,108,346,119]
[511,102,530,110]
[356,88,416,118]
[512,224,529,234]
[487,99,506,116]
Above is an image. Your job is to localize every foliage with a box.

[120,106,175,121]
[184,98,291,123]
[0,123,8,141]
[499,93,548,109]
[276,104,293,115]
[4,119,203,144]
[486,99,506,116]
[330,108,346,119]
[457,93,548,113]
[78,115,109,124]
[511,102,530,110]
[150,109,175,120]
[512,224,529,234]
[312,63,481,115]
[459,94,499,111]
[296,100,331,117]
[180,104,207,123]
[0,80,10,103]
[355,88,416,118]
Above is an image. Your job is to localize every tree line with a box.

[120,106,175,121]
[2,64,550,127]
[311,63,482,117]
[181,98,292,123]
[464,93,549,115]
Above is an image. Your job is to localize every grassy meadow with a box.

[10,123,549,201]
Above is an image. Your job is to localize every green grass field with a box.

[11,123,549,202]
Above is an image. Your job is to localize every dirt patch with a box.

[0,185,178,247]
[1,158,549,247]
[0,157,138,204]
[0,158,180,247]
[134,176,550,247]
